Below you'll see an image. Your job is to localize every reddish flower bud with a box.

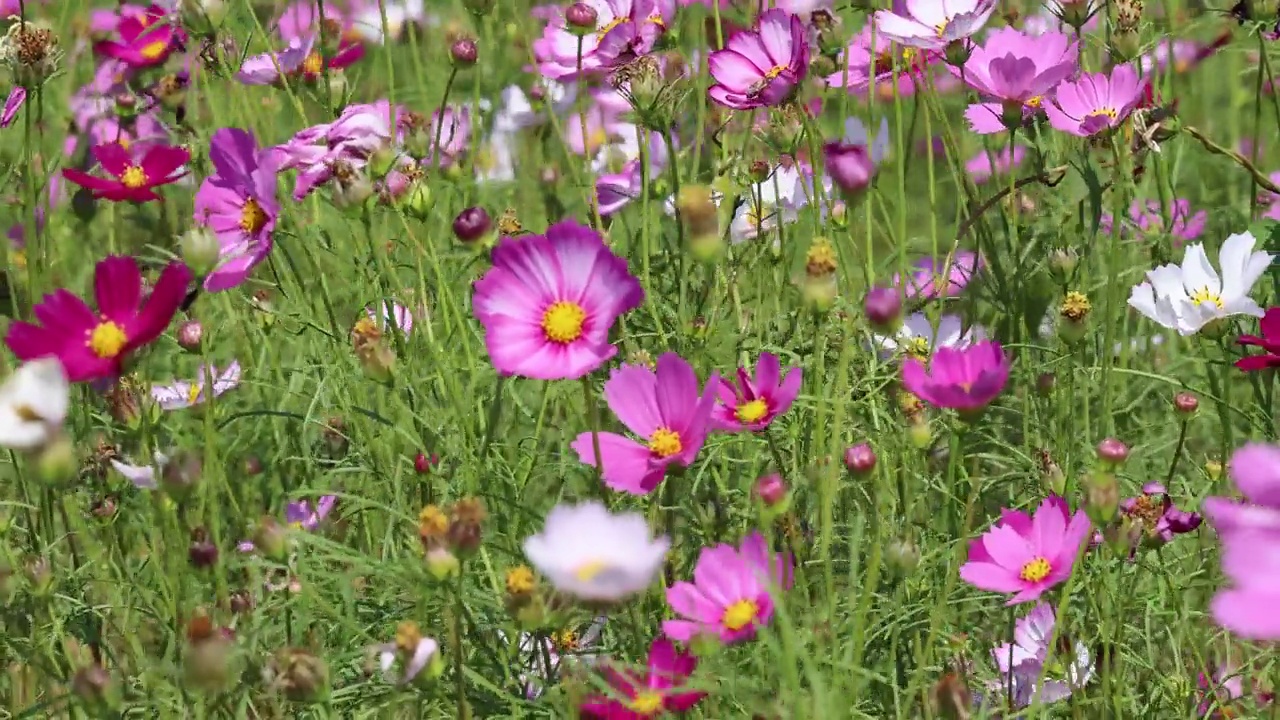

[863,286,901,330]
[753,473,787,507]
[1174,392,1199,414]
[177,320,203,352]
[450,38,477,66]
[565,2,598,29]
[414,452,438,474]
[844,442,876,475]
[452,206,492,243]
[1096,437,1129,466]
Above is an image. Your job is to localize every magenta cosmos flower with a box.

[194,128,280,291]
[824,117,890,197]
[953,27,1078,135]
[1237,308,1280,371]
[902,340,1010,413]
[570,353,717,495]
[5,255,192,382]
[94,6,183,68]
[1119,481,1202,548]
[472,220,643,380]
[533,0,671,80]
[2,87,24,128]
[1044,63,1144,137]
[711,351,802,432]
[62,142,189,203]
[873,0,998,50]
[580,637,705,719]
[664,531,793,644]
[707,9,809,110]
[959,495,1092,605]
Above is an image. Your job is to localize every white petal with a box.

[1179,243,1221,295]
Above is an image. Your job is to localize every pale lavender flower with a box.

[151,362,242,411]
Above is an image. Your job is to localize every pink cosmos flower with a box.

[367,301,414,335]
[5,255,192,382]
[570,353,718,495]
[953,27,1078,135]
[966,146,1026,184]
[1260,171,1280,222]
[664,531,793,644]
[1099,198,1207,245]
[707,9,809,110]
[1197,659,1274,718]
[1203,443,1280,537]
[533,0,671,80]
[423,106,471,168]
[892,252,983,300]
[62,142,189,203]
[902,340,1009,413]
[873,0,998,50]
[959,495,1092,605]
[594,130,668,216]
[94,6,184,68]
[1044,63,1145,137]
[2,87,25,128]
[711,351,802,432]
[194,128,280,292]
[824,117,890,197]
[579,637,705,719]
[1117,481,1202,550]
[276,0,350,42]
[1212,529,1280,640]
[1140,35,1228,75]
[286,496,337,530]
[236,37,316,85]
[824,22,927,94]
[982,601,1094,709]
[151,361,242,411]
[472,220,643,380]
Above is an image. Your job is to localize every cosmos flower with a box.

[1211,528,1280,640]
[902,340,1010,413]
[873,313,986,361]
[0,358,69,450]
[194,128,280,291]
[110,450,170,489]
[824,19,929,95]
[954,27,1078,134]
[824,117,890,197]
[1203,443,1280,536]
[892,252,983,300]
[235,36,316,85]
[579,637,705,719]
[374,623,441,685]
[959,495,1092,605]
[1127,231,1271,336]
[5,255,192,382]
[523,501,669,602]
[1,87,25,128]
[1262,171,1280,222]
[62,142,190,202]
[471,220,643,380]
[285,496,337,530]
[533,0,671,80]
[663,531,793,644]
[707,9,809,110]
[710,351,802,432]
[1119,482,1202,548]
[571,353,718,495]
[349,0,429,44]
[1044,63,1145,137]
[1237,308,1280,371]
[150,361,242,411]
[1101,198,1207,245]
[729,164,810,243]
[422,105,472,168]
[966,146,1026,184]
[94,6,183,68]
[873,0,998,50]
[980,602,1094,709]
[366,301,414,335]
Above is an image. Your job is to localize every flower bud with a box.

[1085,471,1120,525]
[426,546,460,580]
[886,537,921,576]
[404,181,433,219]
[863,286,901,332]
[452,206,492,244]
[1036,372,1055,397]
[753,473,788,507]
[1174,392,1198,414]
[332,173,375,210]
[1057,291,1092,344]
[565,2,598,31]
[188,527,219,569]
[184,624,237,693]
[943,39,972,67]
[450,38,477,66]
[844,443,876,475]
[908,420,932,450]
[1110,28,1141,62]
[180,226,221,276]
[414,452,438,474]
[1096,437,1129,467]
[1038,450,1066,496]
[177,320,203,352]
[1205,459,1222,481]
[1049,247,1079,280]
[268,648,331,703]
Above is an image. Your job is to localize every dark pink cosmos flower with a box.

[2,87,24,128]
[1120,481,1202,547]
[62,142,188,203]
[194,128,281,292]
[94,5,185,68]
[711,351,802,432]
[5,255,192,383]
[902,340,1010,413]
[707,9,809,110]
[579,637,705,719]
[1237,308,1280,371]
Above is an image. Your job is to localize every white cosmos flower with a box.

[351,0,429,44]
[873,312,986,359]
[523,501,669,602]
[730,165,810,244]
[1128,231,1272,336]
[0,358,69,450]
[150,361,242,411]
[981,602,1094,709]
[110,451,170,489]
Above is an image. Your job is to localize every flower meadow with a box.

[5,0,1280,716]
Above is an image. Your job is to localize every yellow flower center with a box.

[186,382,204,406]
[1061,290,1092,321]
[1025,95,1043,108]
[395,621,423,654]
[541,300,587,343]
[573,559,608,581]
[11,249,25,270]
[628,691,664,715]
[596,16,630,41]
[118,137,131,150]
[120,166,148,189]
[735,398,769,424]
[87,320,129,359]
[1019,557,1052,583]
[647,13,664,26]
[764,64,786,80]
[934,21,949,37]
[240,198,268,233]
[1087,107,1118,121]
[139,39,168,60]
[551,628,578,652]
[648,427,682,458]
[1189,287,1224,309]
[302,51,324,76]
[722,598,759,631]
[506,565,536,595]
[902,336,931,361]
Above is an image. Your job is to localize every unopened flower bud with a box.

[177,320,203,352]
[1036,372,1055,397]
[1174,392,1198,414]
[452,206,492,244]
[269,648,331,703]
[844,443,876,475]
[886,537,921,576]
[36,435,76,484]
[180,226,221,276]
[864,286,901,331]
[332,173,375,209]
[426,546,460,580]
[184,619,237,693]
[1205,459,1222,481]
[754,473,788,507]
[1110,28,1141,62]
[1085,471,1120,525]
[908,420,932,450]
[450,38,477,66]
[242,455,264,476]
[943,39,972,67]
[565,2,598,31]
[188,527,219,569]
[1096,437,1129,467]
[1049,247,1079,280]
[414,452,438,474]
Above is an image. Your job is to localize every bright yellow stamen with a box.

[763,64,786,80]
[722,599,759,631]
[541,301,587,343]
[1087,107,1118,120]
[1019,557,1052,583]
[902,336,931,362]
[595,16,630,41]
[120,166,148,189]
[240,198,268,233]
[735,398,768,424]
[1025,96,1043,108]
[186,382,203,406]
[573,559,608,581]
[647,13,664,27]
[1190,288,1224,309]
[551,628,578,652]
[118,137,131,150]
[627,691,664,715]
[648,427,682,458]
[302,51,324,76]
[139,39,168,60]
[87,321,128,359]
[934,21,949,37]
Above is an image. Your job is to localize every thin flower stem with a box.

[1164,418,1189,485]
[431,67,459,169]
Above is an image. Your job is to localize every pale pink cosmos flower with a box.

[711,351,802,432]
[663,531,794,644]
[981,602,1094,709]
[151,362,242,411]
[1261,172,1280,222]
[873,0,998,50]
[533,0,671,80]
[366,301,413,335]
[824,22,927,94]
[1099,198,1207,245]
[953,27,1078,135]
[285,496,337,530]
[236,37,316,85]
[1204,443,1280,538]
[902,340,1010,414]
[524,501,669,602]
[570,353,718,495]
[707,8,810,110]
[959,495,1092,605]
[966,146,1026,184]
[471,220,643,380]
[1212,529,1280,640]
[1044,63,1145,137]
[892,252,983,300]
[422,106,471,168]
